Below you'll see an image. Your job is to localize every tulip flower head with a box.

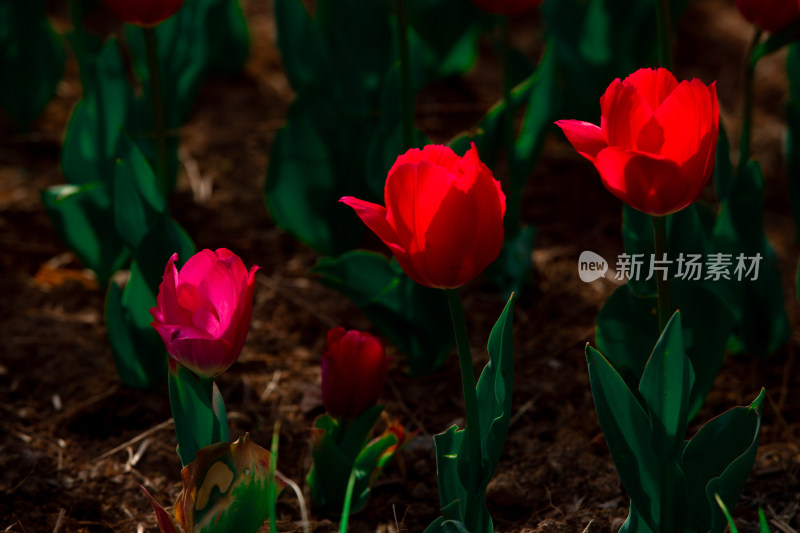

[556,68,719,216]
[103,0,185,27]
[471,0,544,15]
[341,144,506,289]
[736,0,800,33]
[150,249,259,378]
[321,327,392,420]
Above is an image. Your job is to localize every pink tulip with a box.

[150,249,259,378]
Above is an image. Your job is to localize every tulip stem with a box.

[655,0,673,70]
[652,215,671,333]
[739,28,762,173]
[339,466,358,533]
[143,26,169,198]
[395,0,414,150]
[444,289,483,526]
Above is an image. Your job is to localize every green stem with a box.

[339,467,358,533]
[501,15,519,237]
[652,215,671,333]
[655,0,673,70]
[739,28,762,173]
[444,289,483,527]
[395,0,414,150]
[143,26,169,198]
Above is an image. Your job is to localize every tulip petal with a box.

[339,197,398,249]
[655,79,716,168]
[154,253,186,324]
[626,68,678,111]
[383,162,457,247]
[391,145,460,176]
[555,120,607,160]
[594,147,692,216]
[421,178,481,288]
[179,249,218,285]
[170,335,235,376]
[601,78,656,150]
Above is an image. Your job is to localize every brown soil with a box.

[2,0,799,532]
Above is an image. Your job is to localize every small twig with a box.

[261,370,282,402]
[95,419,173,461]
[770,518,798,533]
[276,472,310,533]
[52,509,66,533]
[509,396,538,428]
[179,146,212,204]
[581,519,595,533]
[55,385,120,422]
[392,504,409,533]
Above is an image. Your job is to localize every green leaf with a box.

[474,294,515,481]
[307,406,385,515]
[178,434,282,533]
[133,214,196,292]
[274,0,335,94]
[317,0,394,98]
[105,261,168,389]
[449,72,536,168]
[0,0,65,125]
[61,38,130,186]
[586,344,662,530]
[365,64,428,197]
[483,225,536,298]
[406,0,484,81]
[621,203,716,297]
[751,19,800,65]
[514,47,561,183]
[711,161,789,357]
[169,363,217,467]
[41,182,129,286]
[203,0,250,76]
[113,135,167,250]
[681,389,765,533]
[432,425,467,522]
[638,312,694,461]
[597,281,734,419]
[105,281,152,389]
[350,430,401,512]
[265,97,366,255]
[312,251,453,376]
[715,494,739,533]
[759,507,771,533]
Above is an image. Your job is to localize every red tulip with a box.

[736,0,800,33]
[555,68,718,216]
[471,0,543,15]
[103,0,185,27]
[150,249,259,378]
[321,328,392,420]
[340,144,506,289]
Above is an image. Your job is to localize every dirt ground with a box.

[2,0,799,531]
